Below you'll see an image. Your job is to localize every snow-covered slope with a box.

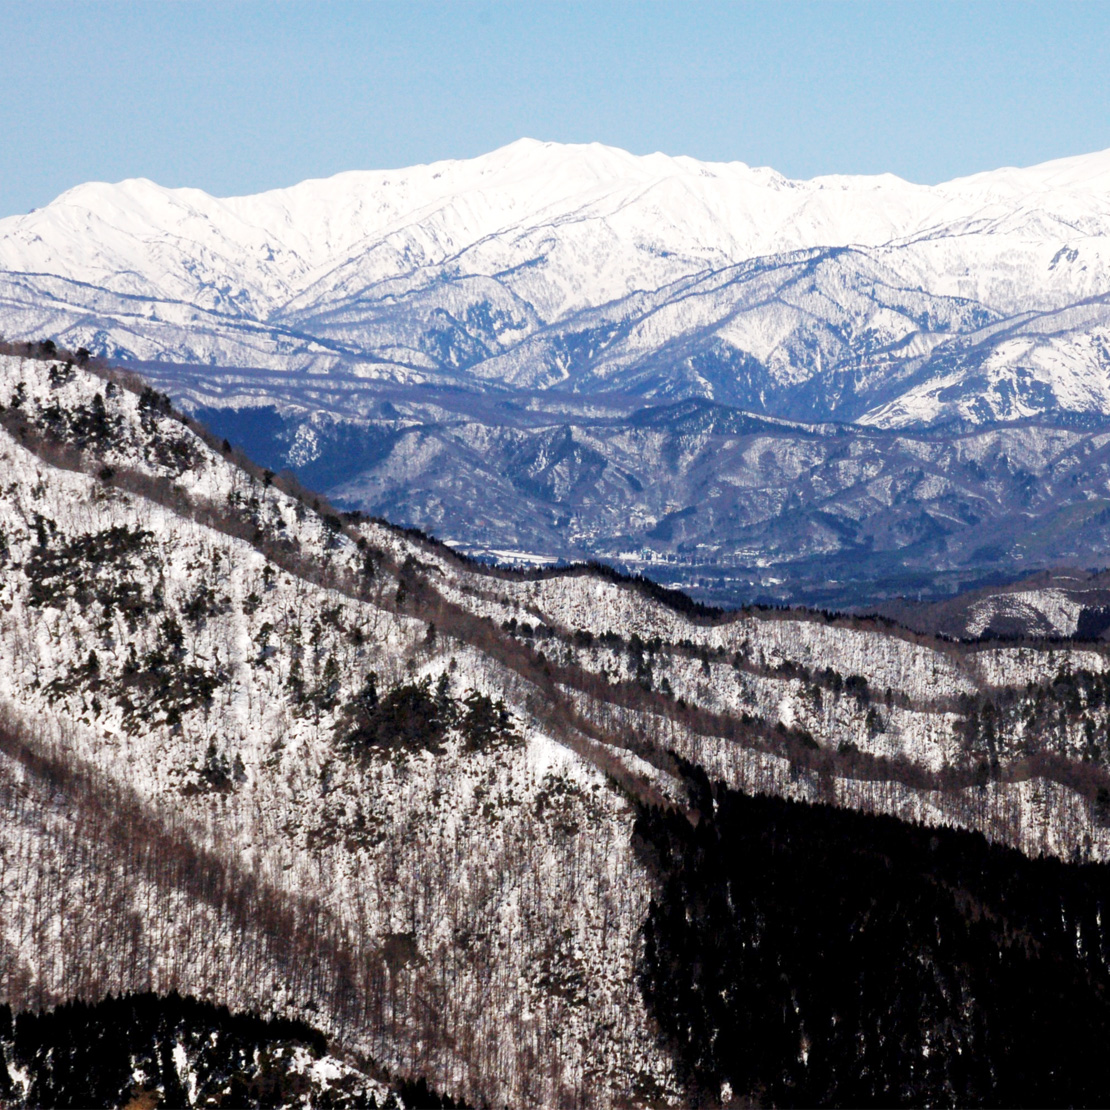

[4,140,1110,428]
[8,349,1110,1102]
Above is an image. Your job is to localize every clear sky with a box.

[1,0,1108,218]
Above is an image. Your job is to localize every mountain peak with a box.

[3,138,1110,434]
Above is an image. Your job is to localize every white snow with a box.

[5,140,1110,426]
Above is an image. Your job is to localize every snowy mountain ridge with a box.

[5,140,1110,430]
[12,139,1110,300]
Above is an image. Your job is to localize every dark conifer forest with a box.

[0,992,349,1107]
[0,992,474,1109]
[637,763,1110,1107]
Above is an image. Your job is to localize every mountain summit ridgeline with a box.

[5,139,1110,428]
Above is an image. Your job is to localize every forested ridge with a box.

[0,991,473,1109]
[7,342,1110,1105]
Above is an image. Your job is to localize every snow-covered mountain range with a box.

[4,139,1110,428]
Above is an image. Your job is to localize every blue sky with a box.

[1,0,1108,217]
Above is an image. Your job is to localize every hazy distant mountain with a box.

[4,139,1110,428]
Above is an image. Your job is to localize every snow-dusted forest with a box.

[5,345,1110,1105]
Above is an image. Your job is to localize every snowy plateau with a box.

[5,349,1110,1104]
[7,140,1110,601]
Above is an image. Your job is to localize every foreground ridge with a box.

[3,346,1110,1102]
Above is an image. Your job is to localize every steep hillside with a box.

[0,349,675,1106]
[7,348,1110,1103]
